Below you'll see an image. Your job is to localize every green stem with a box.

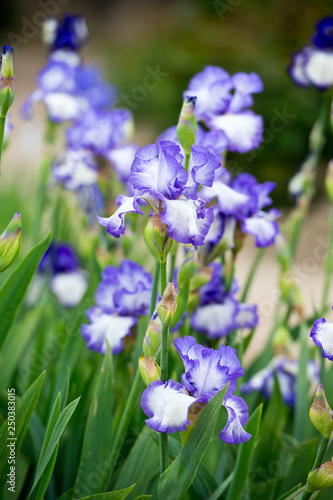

[184,153,190,173]
[159,259,169,473]
[321,206,333,314]
[240,248,265,302]
[0,115,6,174]
[106,369,143,487]
[150,260,160,318]
[300,436,330,500]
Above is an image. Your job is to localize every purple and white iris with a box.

[184,66,264,153]
[191,262,258,338]
[141,335,251,444]
[97,140,221,246]
[81,260,152,354]
[311,311,333,360]
[29,242,88,308]
[201,171,280,248]
[241,356,320,406]
[289,15,333,90]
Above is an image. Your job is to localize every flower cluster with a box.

[141,335,251,444]
[29,242,88,308]
[190,262,258,338]
[184,66,264,153]
[81,260,152,354]
[22,15,137,221]
[289,15,333,90]
[241,356,320,406]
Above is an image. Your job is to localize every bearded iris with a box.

[141,335,251,444]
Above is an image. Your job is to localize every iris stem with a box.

[184,153,190,173]
[321,206,333,314]
[159,259,169,473]
[300,436,330,500]
[150,259,160,318]
[0,115,6,174]
[240,248,265,303]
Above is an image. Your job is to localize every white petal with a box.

[51,271,88,307]
[305,50,333,88]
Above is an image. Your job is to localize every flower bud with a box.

[310,384,333,439]
[143,316,162,358]
[139,354,160,386]
[325,160,333,206]
[178,256,200,290]
[144,214,173,263]
[307,459,333,492]
[272,326,292,352]
[177,96,197,156]
[157,282,177,328]
[190,266,213,291]
[0,212,21,273]
[0,45,14,118]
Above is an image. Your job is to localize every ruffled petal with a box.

[183,145,221,199]
[44,92,88,122]
[219,395,251,444]
[174,336,244,397]
[160,198,214,246]
[190,298,239,338]
[97,194,143,238]
[288,49,311,87]
[141,380,197,433]
[310,318,333,361]
[209,111,263,153]
[242,210,280,247]
[53,149,98,190]
[232,72,264,94]
[200,181,250,218]
[81,306,136,354]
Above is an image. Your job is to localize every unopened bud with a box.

[143,316,162,358]
[178,256,200,290]
[139,354,160,386]
[325,160,333,206]
[190,266,213,291]
[0,46,14,118]
[0,212,21,272]
[177,96,197,155]
[307,459,333,492]
[272,326,292,352]
[310,384,333,439]
[157,282,177,327]
[144,214,173,263]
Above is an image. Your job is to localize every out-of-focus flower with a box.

[98,140,220,246]
[241,356,320,406]
[288,15,333,90]
[141,335,251,444]
[311,310,333,360]
[184,66,264,153]
[190,262,258,338]
[28,242,88,308]
[81,260,152,354]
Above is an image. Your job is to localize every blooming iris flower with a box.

[81,260,152,354]
[184,66,264,153]
[311,310,333,360]
[141,335,251,444]
[241,356,320,406]
[190,262,258,338]
[289,15,333,90]
[29,242,88,308]
[201,171,280,248]
[97,140,220,246]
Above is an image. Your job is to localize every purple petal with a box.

[288,49,311,87]
[232,72,264,94]
[107,144,139,183]
[310,318,333,361]
[219,394,251,444]
[97,194,143,238]
[183,146,221,199]
[242,210,280,247]
[160,198,214,246]
[200,180,250,218]
[190,298,239,338]
[209,111,263,153]
[140,379,197,433]
[235,303,259,329]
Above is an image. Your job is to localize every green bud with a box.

[0,46,14,118]
[139,354,160,386]
[325,160,333,206]
[0,212,21,273]
[176,96,197,155]
[157,282,177,327]
[143,316,162,358]
[178,256,200,290]
[272,326,291,351]
[310,384,333,439]
[144,214,173,263]
[307,459,333,492]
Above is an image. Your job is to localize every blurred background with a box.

[0,0,333,357]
